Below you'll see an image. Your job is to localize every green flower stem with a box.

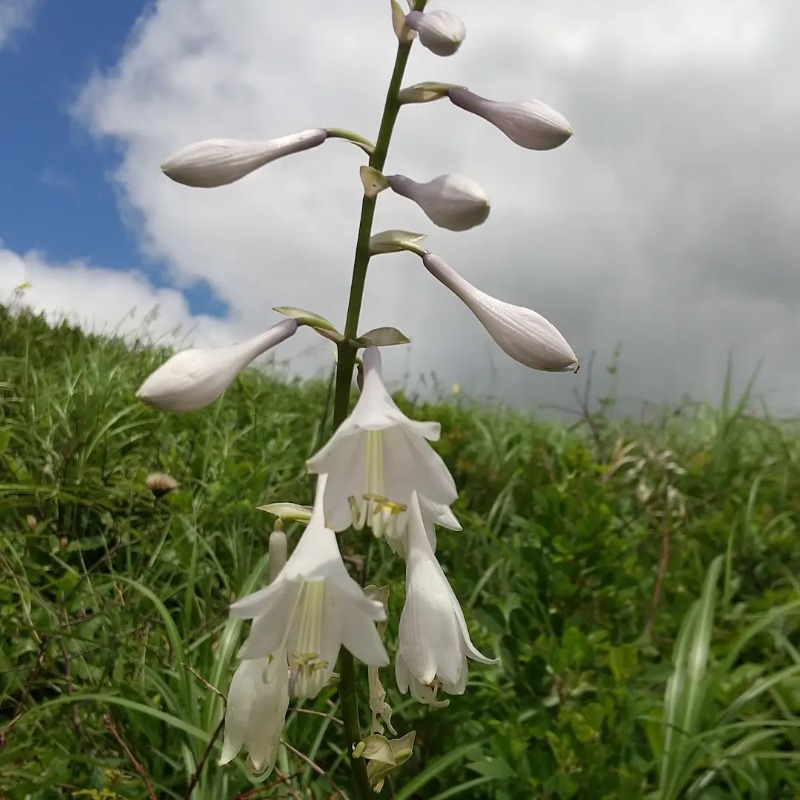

[331,3,428,797]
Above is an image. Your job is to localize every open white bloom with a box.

[387,174,490,232]
[231,475,388,699]
[448,87,572,150]
[220,528,290,779]
[219,649,290,778]
[161,129,328,187]
[136,319,298,412]
[422,253,578,372]
[306,347,457,545]
[405,9,466,57]
[396,494,496,706]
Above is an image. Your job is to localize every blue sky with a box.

[0,0,225,315]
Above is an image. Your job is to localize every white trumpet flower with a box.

[219,528,291,779]
[161,129,328,187]
[231,475,388,699]
[405,9,466,57]
[447,87,572,151]
[306,347,457,546]
[396,494,495,706]
[387,174,490,232]
[422,253,578,372]
[219,649,290,779]
[136,319,298,412]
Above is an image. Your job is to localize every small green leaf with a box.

[369,229,427,255]
[273,306,344,342]
[257,502,313,522]
[356,327,411,348]
[398,82,460,104]
[391,0,415,42]
[360,166,390,198]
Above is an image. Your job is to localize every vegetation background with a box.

[2,303,799,799]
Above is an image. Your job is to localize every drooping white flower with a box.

[136,319,298,412]
[422,253,578,372]
[405,10,466,57]
[306,347,457,545]
[219,528,290,779]
[387,174,490,232]
[447,87,572,150]
[219,649,290,779]
[231,475,388,699]
[161,129,328,187]
[395,494,496,706]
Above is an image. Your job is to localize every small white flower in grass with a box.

[387,174,490,232]
[448,87,572,151]
[306,347,457,546]
[219,528,290,780]
[405,10,466,57]
[161,129,328,187]
[395,493,496,707]
[422,253,578,373]
[231,475,388,699]
[136,319,298,412]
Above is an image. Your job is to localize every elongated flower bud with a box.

[161,129,328,188]
[136,319,298,412]
[422,253,577,372]
[405,10,466,57]
[447,88,572,151]
[269,529,288,582]
[387,174,490,232]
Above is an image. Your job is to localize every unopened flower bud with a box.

[405,10,466,57]
[387,174,490,232]
[422,253,577,372]
[136,319,298,412]
[161,129,328,188]
[448,88,572,151]
[269,529,288,582]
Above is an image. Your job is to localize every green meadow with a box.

[2,303,799,800]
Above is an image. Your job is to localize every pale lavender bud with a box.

[405,10,466,57]
[161,129,328,188]
[422,253,578,372]
[448,88,572,151]
[387,174,490,232]
[136,319,298,412]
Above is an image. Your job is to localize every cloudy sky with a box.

[1,0,799,414]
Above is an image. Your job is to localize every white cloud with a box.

[0,244,238,348]
[24,0,800,412]
[0,0,37,50]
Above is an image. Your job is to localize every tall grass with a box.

[1,304,799,799]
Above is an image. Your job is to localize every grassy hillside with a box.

[1,303,799,800]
